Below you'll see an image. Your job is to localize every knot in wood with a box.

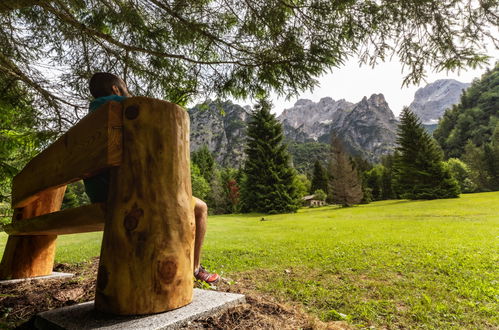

[125,105,140,120]
[124,205,144,231]
[157,259,177,285]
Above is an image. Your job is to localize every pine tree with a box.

[191,145,215,183]
[241,100,299,214]
[484,122,499,190]
[394,108,460,199]
[310,160,328,195]
[328,135,363,207]
[380,154,397,200]
[364,165,383,201]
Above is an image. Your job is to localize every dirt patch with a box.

[186,295,350,329]
[0,260,351,329]
[0,260,98,328]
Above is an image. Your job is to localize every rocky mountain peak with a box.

[278,97,355,142]
[189,100,250,166]
[368,93,389,108]
[354,94,394,119]
[318,96,333,105]
[325,94,398,161]
[188,79,475,168]
[409,79,470,124]
[293,99,314,107]
[277,94,398,162]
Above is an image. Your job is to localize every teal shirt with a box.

[83,95,127,203]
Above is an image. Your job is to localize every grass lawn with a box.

[1,192,498,328]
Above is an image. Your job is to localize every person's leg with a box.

[193,197,207,271]
[193,197,219,284]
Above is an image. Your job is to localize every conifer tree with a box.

[484,122,499,190]
[328,135,363,206]
[191,145,215,183]
[380,154,397,200]
[310,160,328,195]
[394,108,460,199]
[241,100,299,214]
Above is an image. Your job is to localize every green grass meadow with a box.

[1,192,498,328]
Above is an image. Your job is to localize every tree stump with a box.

[0,186,66,279]
[95,97,195,315]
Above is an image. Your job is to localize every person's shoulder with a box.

[105,95,127,102]
[89,95,127,112]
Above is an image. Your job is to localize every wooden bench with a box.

[0,97,196,315]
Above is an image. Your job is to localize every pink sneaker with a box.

[194,265,220,284]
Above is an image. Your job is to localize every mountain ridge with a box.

[408,79,470,124]
[188,78,469,169]
[278,93,398,162]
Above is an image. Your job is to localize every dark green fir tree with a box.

[310,160,328,195]
[328,135,363,206]
[394,108,460,199]
[191,145,215,183]
[484,123,499,190]
[241,99,299,214]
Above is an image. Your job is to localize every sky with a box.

[269,56,498,117]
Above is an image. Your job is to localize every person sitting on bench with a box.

[84,72,220,284]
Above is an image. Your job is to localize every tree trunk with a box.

[0,186,66,279]
[95,97,195,315]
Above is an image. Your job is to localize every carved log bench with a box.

[0,97,196,315]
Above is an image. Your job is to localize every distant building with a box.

[302,195,326,207]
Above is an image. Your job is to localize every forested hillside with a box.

[434,64,499,158]
[0,75,53,220]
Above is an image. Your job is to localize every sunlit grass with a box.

[1,192,497,328]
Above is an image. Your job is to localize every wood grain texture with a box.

[3,203,105,236]
[12,102,123,208]
[0,187,66,279]
[95,97,195,315]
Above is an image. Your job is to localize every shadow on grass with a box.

[361,200,415,207]
[212,200,419,220]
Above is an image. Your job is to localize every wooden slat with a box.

[12,102,123,208]
[2,203,106,236]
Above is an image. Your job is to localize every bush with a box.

[313,189,327,201]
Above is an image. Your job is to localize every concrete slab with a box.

[35,289,246,330]
[0,272,74,285]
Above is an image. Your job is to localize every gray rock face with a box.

[189,101,250,166]
[189,94,399,166]
[278,97,355,140]
[337,94,398,161]
[278,94,398,162]
[409,79,470,124]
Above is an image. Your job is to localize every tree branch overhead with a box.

[0,0,497,129]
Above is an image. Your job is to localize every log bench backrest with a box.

[12,101,123,209]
